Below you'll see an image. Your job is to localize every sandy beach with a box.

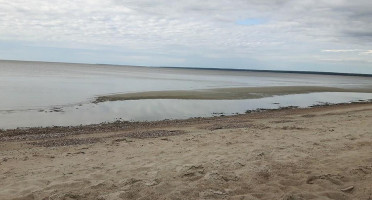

[1,102,371,200]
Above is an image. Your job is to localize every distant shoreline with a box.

[161,66,372,77]
[1,59,372,77]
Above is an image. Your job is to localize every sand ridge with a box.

[94,86,372,102]
[0,103,372,199]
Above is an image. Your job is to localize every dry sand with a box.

[94,86,372,102]
[0,103,371,200]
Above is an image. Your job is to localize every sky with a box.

[0,0,372,74]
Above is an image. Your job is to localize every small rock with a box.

[340,186,354,193]
[212,190,225,195]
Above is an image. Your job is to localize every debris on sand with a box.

[29,137,101,147]
[340,186,354,193]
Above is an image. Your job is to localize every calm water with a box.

[1,60,372,129]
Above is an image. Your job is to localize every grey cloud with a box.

[0,0,371,72]
[344,30,372,38]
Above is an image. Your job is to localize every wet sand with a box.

[94,86,372,102]
[1,103,372,199]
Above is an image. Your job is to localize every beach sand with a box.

[0,103,371,199]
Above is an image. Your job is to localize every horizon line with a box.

[1,59,371,77]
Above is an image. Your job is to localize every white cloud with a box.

[361,50,372,54]
[322,49,360,53]
[0,0,371,72]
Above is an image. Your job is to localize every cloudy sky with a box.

[0,0,371,73]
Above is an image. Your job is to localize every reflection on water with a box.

[1,92,371,129]
[1,60,372,110]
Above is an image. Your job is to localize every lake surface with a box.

[1,60,372,129]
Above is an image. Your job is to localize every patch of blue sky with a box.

[235,18,266,26]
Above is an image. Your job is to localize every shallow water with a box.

[1,60,372,129]
[1,92,372,129]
